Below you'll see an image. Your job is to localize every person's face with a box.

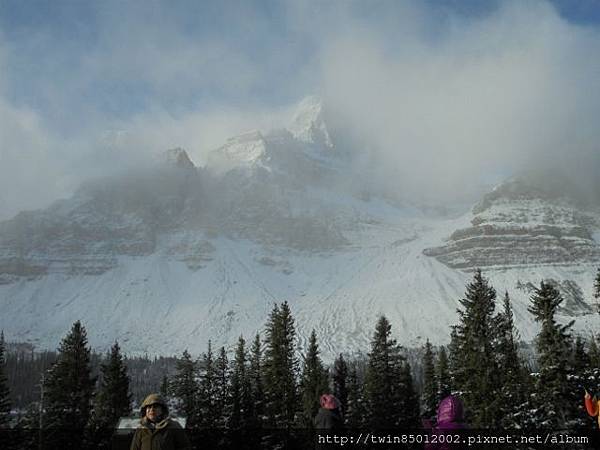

[145,403,163,422]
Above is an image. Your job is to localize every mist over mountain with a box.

[0,96,599,359]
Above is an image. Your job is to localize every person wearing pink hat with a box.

[314,394,344,430]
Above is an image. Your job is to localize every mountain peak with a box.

[161,148,195,169]
[205,130,267,174]
[288,95,333,149]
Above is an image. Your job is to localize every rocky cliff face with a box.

[423,177,600,270]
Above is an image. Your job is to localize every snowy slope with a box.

[1,98,599,360]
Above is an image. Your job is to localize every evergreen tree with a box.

[594,267,600,314]
[0,331,10,428]
[364,316,418,429]
[88,341,131,450]
[566,337,593,429]
[589,334,600,368]
[449,270,500,427]
[421,340,438,419]
[585,335,600,418]
[159,375,169,398]
[95,342,131,421]
[230,337,253,430]
[198,342,217,428]
[248,334,264,427]
[171,350,198,428]
[344,364,365,428]
[436,347,451,400]
[299,330,329,427]
[263,302,299,431]
[332,354,348,415]
[43,321,95,450]
[528,281,574,428]
[214,347,230,428]
[495,292,528,428]
[398,362,420,428]
[446,328,461,394]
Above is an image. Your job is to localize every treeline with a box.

[0,268,600,449]
[4,345,178,409]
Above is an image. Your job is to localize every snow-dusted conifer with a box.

[87,341,131,450]
[332,354,348,415]
[43,321,95,450]
[450,269,500,427]
[230,336,253,430]
[198,342,217,428]
[421,340,437,419]
[248,334,264,427]
[436,347,451,400]
[364,316,418,429]
[214,346,230,428]
[495,292,529,428]
[528,281,573,428]
[299,329,329,427]
[171,349,199,428]
[594,267,600,314]
[263,302,299,430]
[0,331,10,429]
[344,364,365,428]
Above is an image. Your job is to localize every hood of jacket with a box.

[436,395,464,426]
[140,393,169,418]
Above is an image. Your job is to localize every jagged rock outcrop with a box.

[424,178,600,270]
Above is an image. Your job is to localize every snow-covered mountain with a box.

[1,97,599,360]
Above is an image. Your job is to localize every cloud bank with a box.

[1,0,600,218]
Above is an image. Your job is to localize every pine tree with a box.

[0,331,10,429]
[171,350,199,428]
[43,321,95,450]
[344,364,365,428]
[528,281,574,428]
[589,334,600,368]
[447,328,461,394]
[263,302,299,431]
[88,341,131,450]
[159,375,169,398]
[214,347,230,428]
[332,354,348,415]
[248,334,264,427]
[495,292,528,428]
[198,342,217,428]
[565,337,592,429]
[364,316,418,429]
[230,337,253,430]
[299,330,329,427]
[95,342,131,421]
[436,347,451,400]
[397,362,420,428]
[594,267,600,314]
[421,340,437,419]
[449,270,500,427]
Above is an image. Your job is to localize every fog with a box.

[1,0,600,220]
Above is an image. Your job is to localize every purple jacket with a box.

[424,395,466,450]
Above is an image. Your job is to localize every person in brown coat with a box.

[130,393,191,450]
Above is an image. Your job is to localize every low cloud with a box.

[318,0,600,202]
[1,0,600,219]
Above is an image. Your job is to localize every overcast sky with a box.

[1,0,600,219]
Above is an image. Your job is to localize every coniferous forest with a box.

[0,269,600,449]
